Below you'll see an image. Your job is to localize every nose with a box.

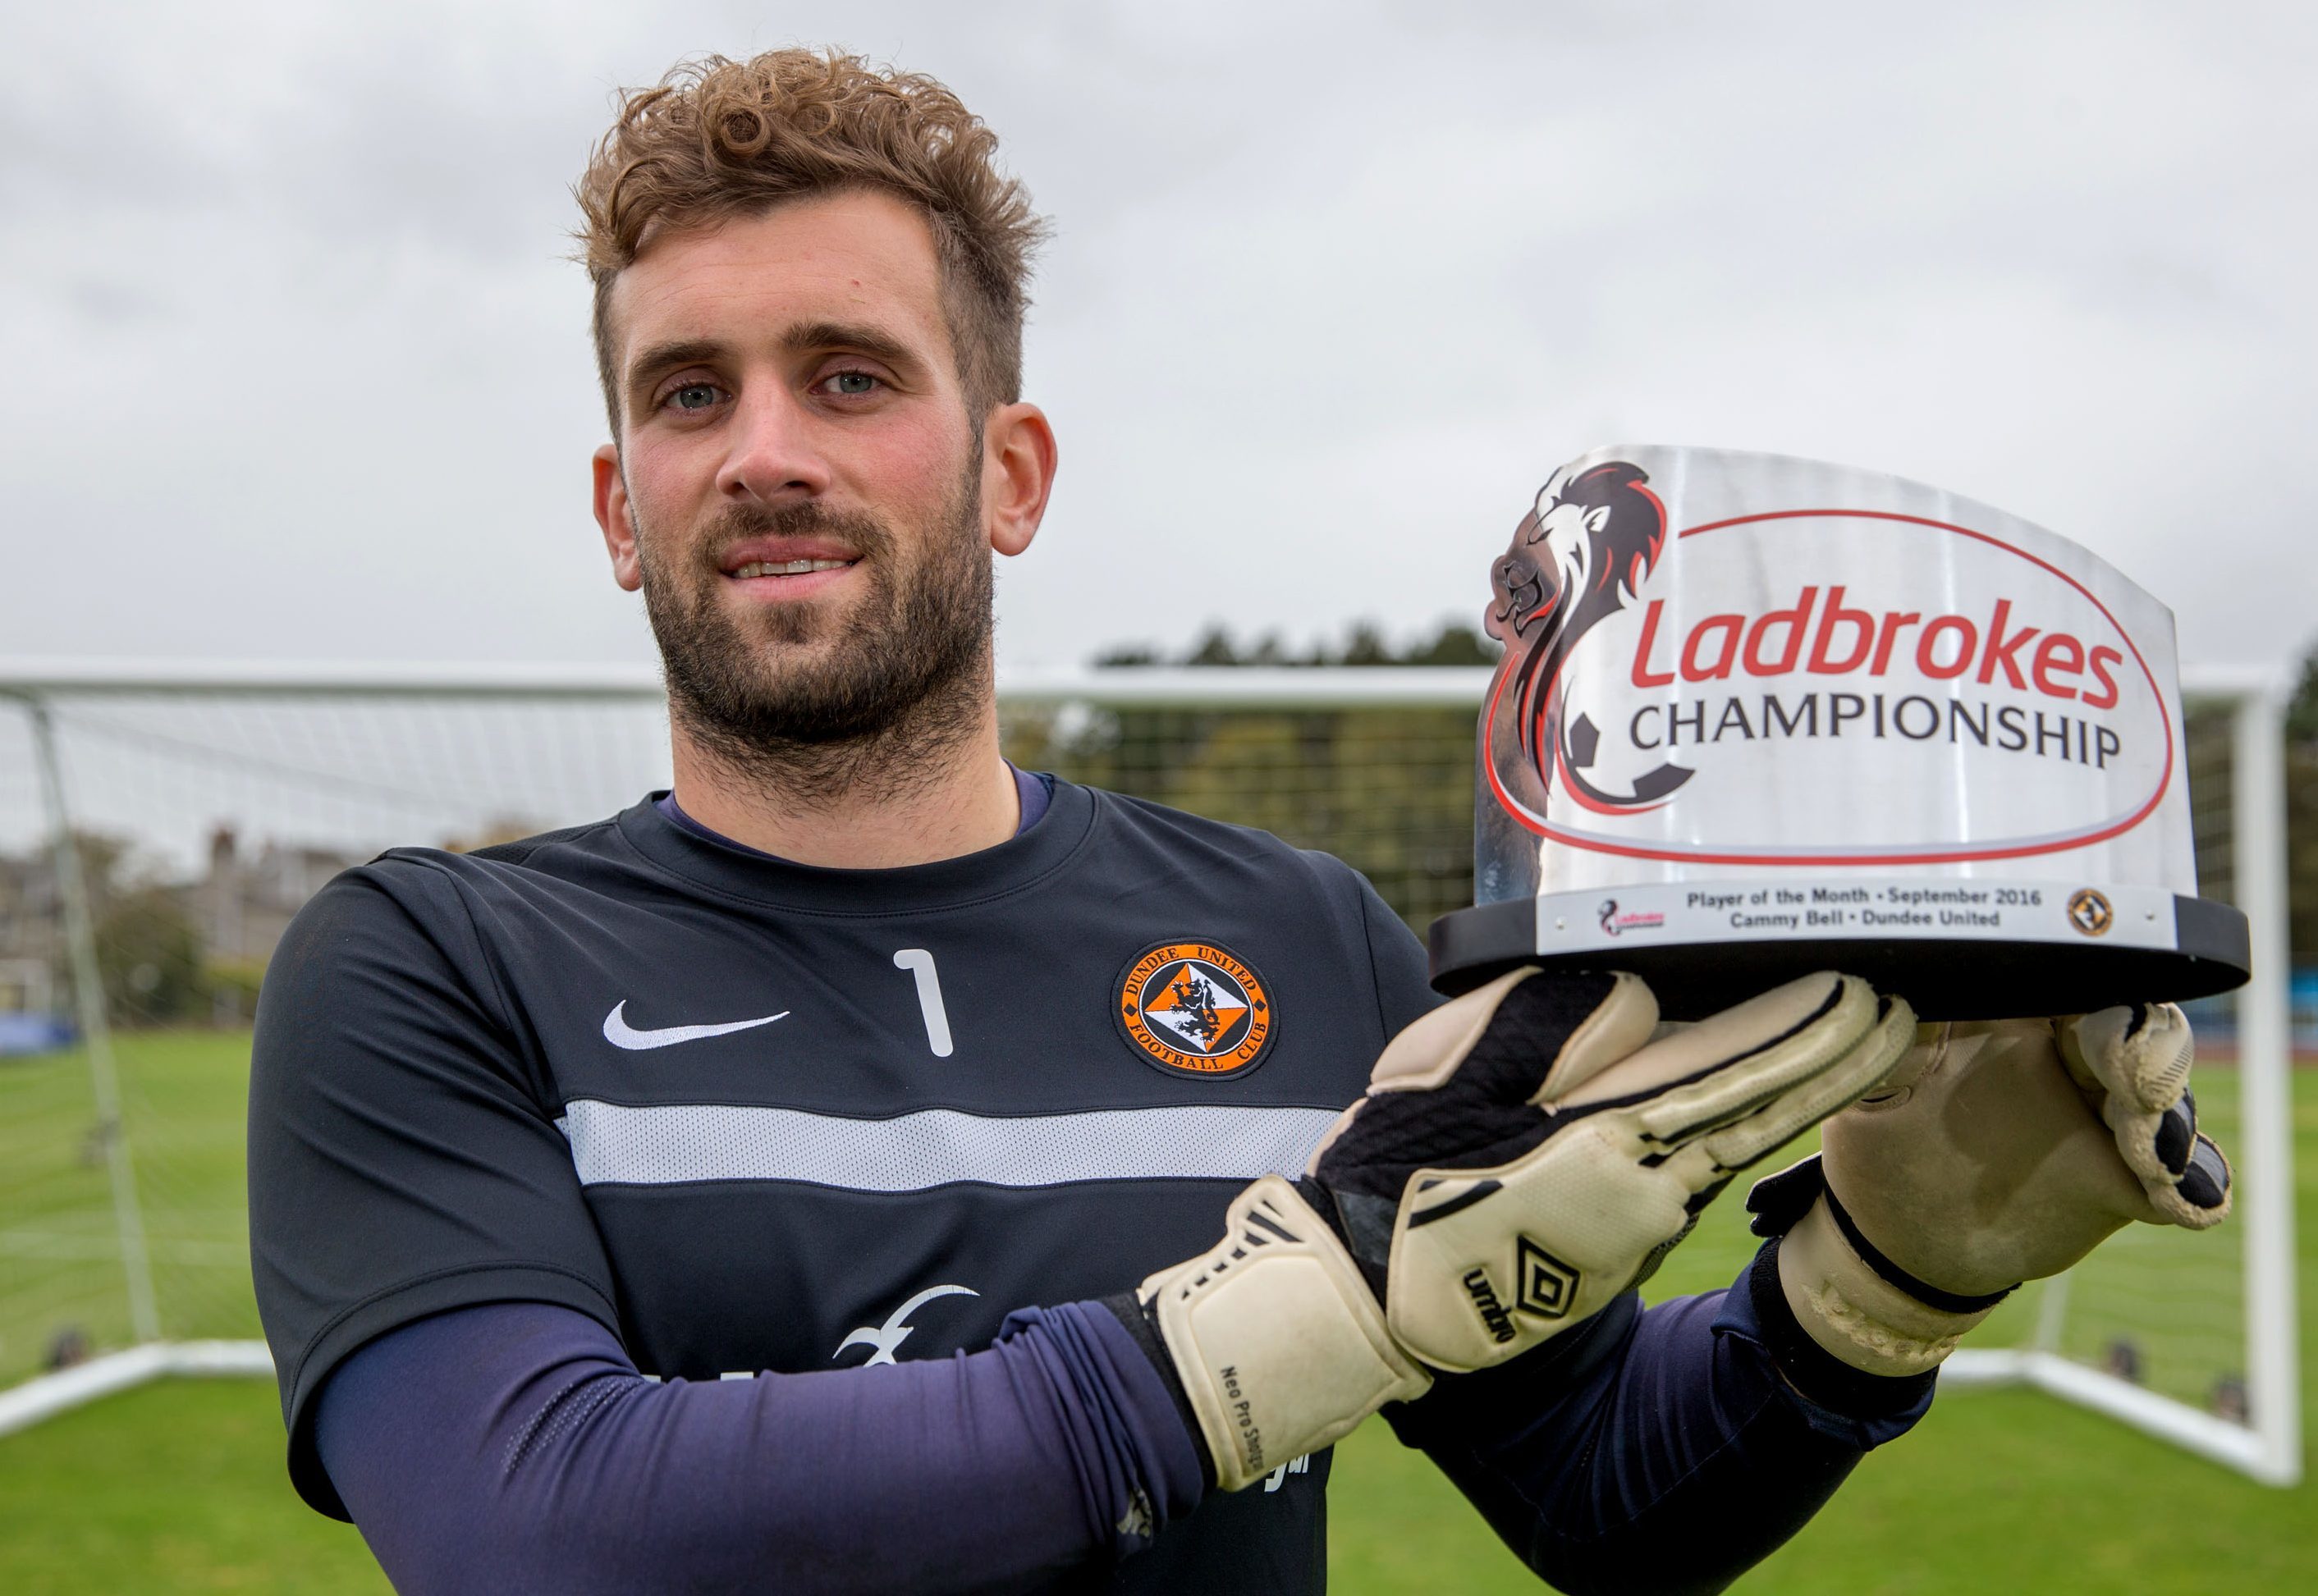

[714,384,834,506]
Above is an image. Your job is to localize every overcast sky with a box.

[5,0,2313,678]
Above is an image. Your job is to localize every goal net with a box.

[1931,671,2302,1485]
[0,662,2297,1484]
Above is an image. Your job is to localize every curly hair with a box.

[575,50,1047,429]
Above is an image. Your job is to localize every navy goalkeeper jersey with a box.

[250,780,1440,1591]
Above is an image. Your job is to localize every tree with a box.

[1338,621,1394,666]
[96,885,205,1025]
[1404,624,1498,667]
[1093,643,1161,668]
[2286,640,2318,963]
[2286,647,2318,743]
[1184,625,1241,667]
[1101,618,1500,670]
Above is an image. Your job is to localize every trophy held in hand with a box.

[1431,445,2250,1021]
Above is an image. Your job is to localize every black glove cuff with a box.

[1746,1155,1827,1237]
[1748,1155,2017,1315]
[1819,1187,2018,1315]
[1097,1292,1218,1496]
[1747,1241,1938,1419]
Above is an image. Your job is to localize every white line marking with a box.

[553,1100,1344,1191]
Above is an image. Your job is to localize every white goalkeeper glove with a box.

[1137,966,1913,1488]
[1748,1004,2233,1379]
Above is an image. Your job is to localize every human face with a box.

[590,190,1051,749]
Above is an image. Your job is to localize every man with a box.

[249,50,2232,1594]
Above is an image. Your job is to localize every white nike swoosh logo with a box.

[602,1000,790,1051]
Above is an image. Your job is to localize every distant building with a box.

[1,827,364,1033]
[0,849,66,989]
[0,853,72,1048]
[195,826,363,968]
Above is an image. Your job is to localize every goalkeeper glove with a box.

[1749,1004,2233,1379]
[1137,966,1913,1489]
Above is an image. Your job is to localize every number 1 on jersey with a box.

[892,949,954,1058]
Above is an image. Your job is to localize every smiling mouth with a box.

[730,558,856,578]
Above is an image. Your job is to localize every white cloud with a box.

[4,0,2311,674]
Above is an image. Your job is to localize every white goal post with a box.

[0,657,2297,1488]
[1935,667,2302,1485]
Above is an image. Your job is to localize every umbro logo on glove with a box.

[1305,966,1912,1374]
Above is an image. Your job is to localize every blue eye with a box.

[829,372,877,396]
[671,383,720,412]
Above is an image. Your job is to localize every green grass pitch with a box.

[2,1031,2314,1592]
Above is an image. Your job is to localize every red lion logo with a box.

[1485,460,1690,820]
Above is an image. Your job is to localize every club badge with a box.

[1115,940,1276,1078]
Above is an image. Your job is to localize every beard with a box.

[634,454,994,805]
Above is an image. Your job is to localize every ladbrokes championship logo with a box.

[1481,452,2178,870]
[1116,941,1276,1078]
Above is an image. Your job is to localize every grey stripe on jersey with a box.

[553,1100,1344,1192]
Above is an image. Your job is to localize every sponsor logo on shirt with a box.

[833,1283,978,1367]
[1262,1454,1312,1493]
[602,999,789,1050]
[1115,941,1276,1079]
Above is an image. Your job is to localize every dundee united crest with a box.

[1116,941,1276,1078]
[2068,888,2114,937]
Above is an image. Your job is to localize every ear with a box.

[1583,505,1611,537]
[593,444,644,592]
[981,402,1058,558]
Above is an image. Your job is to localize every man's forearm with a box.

[1388,1248,1935,1596]
[314,1300,1206,1594]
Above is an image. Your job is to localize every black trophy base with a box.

[1428,895,2252,1022]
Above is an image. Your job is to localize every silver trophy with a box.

[1431,446,2251,1020]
